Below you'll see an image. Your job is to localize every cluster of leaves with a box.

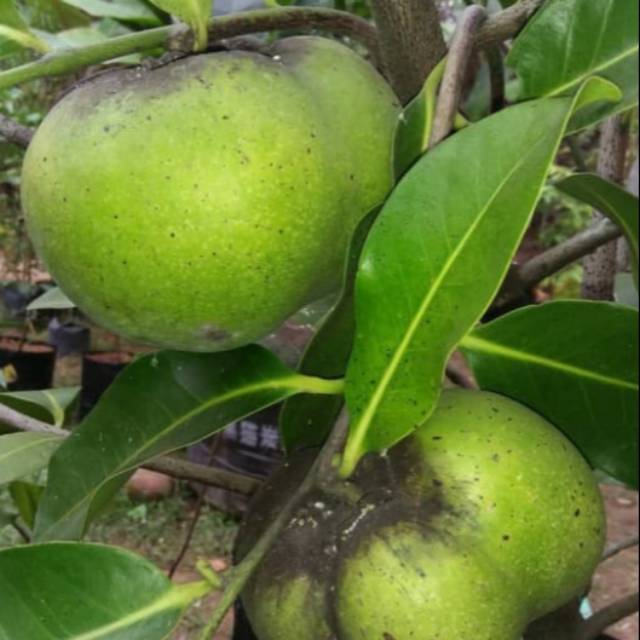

[0,0,638,638]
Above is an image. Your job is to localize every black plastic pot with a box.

[0,336,56,391]
[79,351,132,419]
[48,318,91,357]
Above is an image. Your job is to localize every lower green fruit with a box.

[238,390,606,640]
[21,37,399,351]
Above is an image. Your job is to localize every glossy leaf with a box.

[394,58,446,178]
[60,0,162,25]
[0,543,211,640]
[146,0,210,49]
[27,286,76,311]
[34,346,342,541]
[507,0,639,131]
[9,480,44,528]
[461,301,639,488]
[0,0,50,53]
[557,173,639,284]
[0,432,61,485]
[0,387,80,427]
[280,211,378,452]
[340,78,619,477]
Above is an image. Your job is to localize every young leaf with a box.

[9,480,44,528]
[340,77,620,477]
[60,0,162,26]
[460,301,639,488]
[0,0,50,53]
[394,57,446,178]
[507,0,639,131]
[279,210,378,452]
[556,173,639,285]
[34,346,342,541]
[0,433,61,485]
[27,285,76,311]
[0,543,211,640]
[146,0,211,50]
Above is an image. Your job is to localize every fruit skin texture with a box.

[237,390,606,640]
[21,37,399,351]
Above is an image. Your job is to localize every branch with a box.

[0,403,261,496]
[430,5,487,147]
[578,592,640,640]
[474,0,545,51]
[582,115,630,300]
[198,410,350,639]
[0,114,34,148]
[368,0,447,103]
[602,535,640,562]
[494,219,622,311]
[0,8,379,92]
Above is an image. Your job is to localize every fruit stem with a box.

[197,410,350,640]
[0,8,379,91]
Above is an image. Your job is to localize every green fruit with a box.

[238,390,605,640]
[22,37,399,351]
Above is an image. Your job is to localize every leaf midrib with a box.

[461,334,639,390]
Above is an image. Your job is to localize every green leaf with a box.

[507,0,638,131]
[60,0,162,26]
[146,0,210,50]
[0,543,211,639]
[280,210,378,452]
[460,301,639,488]
[34,346,342,541]
[0,387,81,427]
[339,77,620,477]
[0,0,50,53]
[556,173,639,285]
[394,57,446,178]
[9,480,44,528]
[0,432,61,485]
[27,286,76,311]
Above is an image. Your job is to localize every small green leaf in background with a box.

[0,0,50,53]
[9,480,44,529]
[0,432,61,485]
[60,0,163,26]
[461,301,639,488]
[0,543,211,640]
[280,210,378,452]
[146,0,211,50]
[556,173,639,285]
[0,387,81,428]
[507,0,639,131]
[394,57,446,179]
[27,285,76,311]
[35,346,342,541]
[340,77,620,477]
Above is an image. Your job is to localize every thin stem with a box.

[474,0,545,51]
[430,5,487,147]
[0,115,34,148]
[198,409,350,639]
[578,592,640,640]
[0,404,261,496]
[0,8,379,92]
[602,535,640,562]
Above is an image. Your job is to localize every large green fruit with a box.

[22,37,399,351]
[238,390,606,640]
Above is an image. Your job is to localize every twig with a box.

[198,409,350,639]
[474,0,545,51]
[602,535,640,562]
[0,403,261,496]
[0,8,379,91]
[430,5,487,147]
[578,592,640,640]
[446,360,477,390]
[582,115,630,300]
[11,517,32,543]
[0,114,34,148]
[494,219,622,311]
